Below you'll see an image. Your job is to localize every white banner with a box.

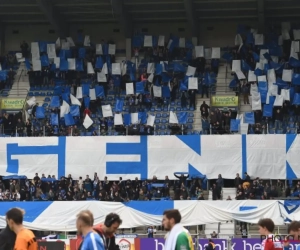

[179,38,185,48]
[186,66,196,76]
[96,44,103,55]
[47,44,56,59]
[114,114,123,125]
[112,63,121,75]
[211,47,221,59]
[32,59,41,71]
[248,71,257,82]
[102,105,113,117]
[97,72,107,82]
[195,46,204,58]
[153,86,162,97]
[87,62,95,74]
[188,77,198,90]
[144,36,153,47]
[68,58,76,70]
[108,44,116,55]
[282,69,293,82]
[126,83,134,95]
[158,36,165,46]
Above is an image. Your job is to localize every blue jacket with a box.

[81,231,105,250]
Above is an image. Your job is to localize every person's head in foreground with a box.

[162,209,181,231]
[288,221,300,239]
[6,208,25,233]
[258,218,275,235]
[102,213,122,235]
[76,210,94,236]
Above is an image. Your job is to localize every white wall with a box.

[4,21,259,53]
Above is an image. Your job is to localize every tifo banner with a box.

[0,200,295,230]
[0,135,299,179]
[1,98,25,109]
[210,96,239,107]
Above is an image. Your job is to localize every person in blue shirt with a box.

[76,210,105,250]
[284,221,300,250]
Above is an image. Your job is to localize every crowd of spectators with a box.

[0,173,206,202]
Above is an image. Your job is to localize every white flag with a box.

[144,36,153,47]
[26,97,36,106]
[47,44,56,59]
[108,44,116,55]
[66,37,75,46]
[84,35,91,46]
[195,46,204,58]
[158,36,165,46]
[87,62,95,74]
[282,69,292,82]
[153,86,162,97]
[83,114,93,129]
[248,71,257,82]
[76,87,83,99]
[55,37,61,48]
[96,44,103,55]
[112,63,121,75]
[147,63,155,74]
[54,57,60,68]
[70,94,81,106]
[68,58,76,70]
[32,59,41,71]
[274,95,284,107]
[232,60,241,72]
[148,73,154,83]
[188,77,198,89]
[102,105,113,117]
[126,83,134,95]
[179,38,185,48]
[255,34,264,45]
[60,100,70,118]
[97,71,107,82]
[89,89,96,101]
[211,47,221,59]
[281,89,290,101]
[147,114,155,127]
[169,111,178,124]
[114,113,123,125]
[131,113,139,124]
[251,92,261,111]
[236,70,246,80]
[186,66,196,76]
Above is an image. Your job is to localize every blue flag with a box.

[230,119,240,132]
[115,99,124,112]
[36,107,45,119]
[64,114,75,126]
[50,96,60,108]
[50,113,59,126]
[244,112,255,124]
[70,106,80,117]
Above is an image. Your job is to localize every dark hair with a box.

[77,210,94,227]
[258,218,275,233]
[163,209,182,224]
[288,221,300,233]
[6,208,24,225]
[104,213,122,227]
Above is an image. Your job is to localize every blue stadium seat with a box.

[156,113,161,118]
[187,118,194,123]
[176,107,181,111]
[155,119,160,124]
[188,113,194,117]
